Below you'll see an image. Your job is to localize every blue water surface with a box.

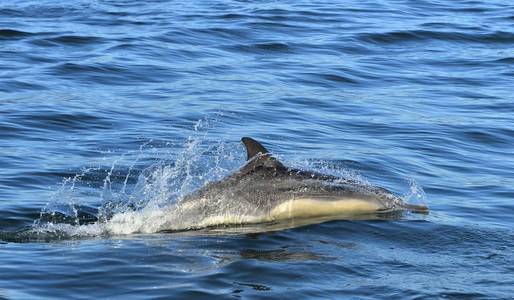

[1,0,514,299]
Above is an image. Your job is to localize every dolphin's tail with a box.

[403,203,429,214]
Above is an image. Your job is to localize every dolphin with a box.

[163,137,428,230]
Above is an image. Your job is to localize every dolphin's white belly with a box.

[168,193,402,230]
[269,197,383,220]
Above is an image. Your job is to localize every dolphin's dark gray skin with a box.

[166,137,428,229]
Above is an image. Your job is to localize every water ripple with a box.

[45,35,105,46]
[0,29,33,39]
[359,29,514,44]
[0,0,513,298]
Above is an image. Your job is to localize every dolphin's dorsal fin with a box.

[238,137,286,176]
[241,137,269,160]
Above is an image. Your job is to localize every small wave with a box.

[247,21,299,30]
[49,62,181,85]
[219,13,247,20]
[0,28,33,39]
[317,73,359,84]
[45,35,104,45]
[254,42,291,51]
[0,8,24,17]
[52,62,125,75]
[224,42,294,54]
[285,72,358,88]
[0,123,28,139]
[0,80,46,93]
[359,30,514,44]
[493,57,514,64]
[250,8,291,15]
[460,129,513,146]
[192,27,251,40]
[11,110,113,132]
[239,249,327,261]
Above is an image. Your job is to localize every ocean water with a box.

[1,0,514,298]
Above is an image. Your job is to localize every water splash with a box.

[403,178,428,211]
[30,116,243,238]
